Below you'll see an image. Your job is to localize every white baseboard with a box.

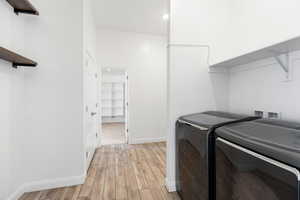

[7,174,86,200]
[129,137,166,144]
[165,177,177,192]
[7,185,27,200]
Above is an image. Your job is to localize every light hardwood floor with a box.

[102,123,126,145]
[19,142,180,200]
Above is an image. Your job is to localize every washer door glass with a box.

[216,138,299,200]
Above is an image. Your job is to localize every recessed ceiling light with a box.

[163,14,169,21]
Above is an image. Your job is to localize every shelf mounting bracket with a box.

[270,50,291,81]
[273,54,289,73]
[12,62,37,69]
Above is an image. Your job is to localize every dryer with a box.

[215,119,300,200]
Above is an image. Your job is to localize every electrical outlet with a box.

[267,112,281,119]
[254,110,264,118]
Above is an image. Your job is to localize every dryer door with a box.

[216,138,300,200]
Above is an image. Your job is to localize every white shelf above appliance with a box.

[210,36,300,80]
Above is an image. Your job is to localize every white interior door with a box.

[84,52,99,169]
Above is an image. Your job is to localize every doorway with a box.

[100,69,128,145]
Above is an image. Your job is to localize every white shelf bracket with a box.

[270,51,291,81]
[273,54,289,73]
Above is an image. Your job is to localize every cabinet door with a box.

[216,138,300,200]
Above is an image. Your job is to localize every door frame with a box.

[99,70,129,145]
[84,50,100,171]
[124,72,129,144]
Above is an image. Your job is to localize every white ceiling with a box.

[92,0,169,35]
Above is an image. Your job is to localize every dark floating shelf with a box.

[6,0,39,15]
[0,47,37,68]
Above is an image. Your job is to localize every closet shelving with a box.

[101,81,125,123]
[210,36,300,79]
[6,0,39,15]
[0,47,37,68]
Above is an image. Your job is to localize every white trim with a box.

[6,185,26,200]
[178,119,209,131]
[129,137,166,144]
[218,138,300,180]
[7,174,86,200]
[165,177,177,192]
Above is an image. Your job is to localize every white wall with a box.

[166,45,228,189]
[84,0,97,59]
[97,29,167,144]
[0,1,26,199]
[169,0,232,65]
[167,0,230,191]
[21,0,84,191]
[228,51,300,121]
[0,0,90,199]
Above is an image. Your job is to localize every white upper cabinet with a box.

[170,0,300,67]
[210,0,300,66]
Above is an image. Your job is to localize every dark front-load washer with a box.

[175,111,258,200]
[215,119,300,200]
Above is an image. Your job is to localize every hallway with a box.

[101,123,126,145]
[19,143,179,200]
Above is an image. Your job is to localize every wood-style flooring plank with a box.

[89,146,106,200]
[140,189,156,200]
[115,145,128,200]
[19,191,41,200]
[141,144,165,187]
[135,145,158,190]
[39,188,65,200]
[18,142,179,200]
[103,145,116,200]
[124,146,141,200]
[150,188,167,200]
[60,186,81,200]
[77,166,97,199]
